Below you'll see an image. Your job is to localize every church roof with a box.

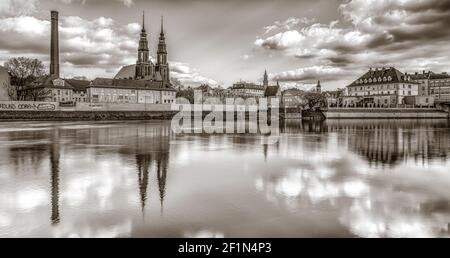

[264,86,280,97]
[90,78,176,91]
[115,65,136,79]
[349,67,418,87]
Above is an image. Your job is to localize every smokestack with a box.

[50,10,59,78]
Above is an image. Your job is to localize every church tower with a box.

[263,69,269,87]
[316,80,322,93]
[156,16,170,85]
[136,11,154,80]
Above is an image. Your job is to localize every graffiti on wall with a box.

[0,101,57,111]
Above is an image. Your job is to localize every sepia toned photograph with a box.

[1,0,450,245]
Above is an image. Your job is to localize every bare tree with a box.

[304,92,327,111]
[4,57,46,87]
[26,87,52,102]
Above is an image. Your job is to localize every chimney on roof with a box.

[50,10,59,78]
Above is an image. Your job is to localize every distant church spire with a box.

[157,15,169,84]
[263,69,269,87]
[136,10,152,79]
[316,80,322,93]
[142,10,145,31]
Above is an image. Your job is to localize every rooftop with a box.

[349,67,418,87]
[264,86,280,97]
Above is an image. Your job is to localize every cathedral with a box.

[115,12,171,86]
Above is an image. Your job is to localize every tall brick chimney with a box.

[50,10,59,78]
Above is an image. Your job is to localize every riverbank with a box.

[0,111,177,121]
[324,108,449,119]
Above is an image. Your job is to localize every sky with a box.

[1,0,450,90]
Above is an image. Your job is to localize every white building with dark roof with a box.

[87,78,176,104]
[344,67,420,107]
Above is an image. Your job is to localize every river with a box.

[0,119,449,237]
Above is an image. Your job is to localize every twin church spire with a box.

[136,11,169,84]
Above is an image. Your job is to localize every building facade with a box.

[20,76,90,102]
[344,67,420,107]
[230,82,266,98]
[282,88,307,108]
[411,71,450,102]
[230,70,282,101]
[87,78,176,104]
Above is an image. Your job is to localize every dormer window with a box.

[364,79,367,83]
[383,77,387,82]
[388,76,392,81]
[369,78,372,83]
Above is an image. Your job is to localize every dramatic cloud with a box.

[0,0,215,83]
[55,0,135,7]
[171,61,218,87]
[263,17,314,34]
[2,0,450,89]
[271,66,347,82]
[255,0,450,88]
[0,0,38,17]
[0,14,141,77]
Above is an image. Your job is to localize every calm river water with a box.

[0,119,450,238]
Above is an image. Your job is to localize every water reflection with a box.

[0,119,449,237]
[50,128,60,225]
[283,119,450,167]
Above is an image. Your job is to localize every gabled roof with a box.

[25,75,76,89]
[65,79,91,91]
[264,85,280,97]
[349,67,417,87]
[429,73,450,80]
[282,88,305,96]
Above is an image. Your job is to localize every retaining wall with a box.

[324,108,449,119]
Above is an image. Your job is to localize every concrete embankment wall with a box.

[0,101,177,120]
[324,108,449,119]
[0,111,177,121]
